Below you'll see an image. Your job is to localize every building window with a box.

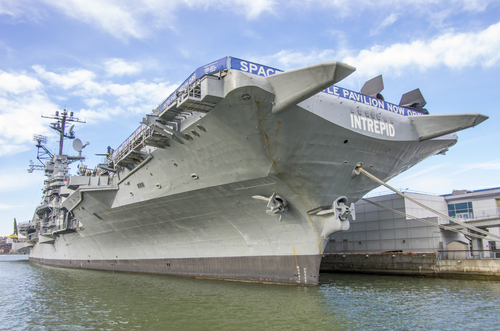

[448,202,473,219]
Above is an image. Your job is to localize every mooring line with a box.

[354,165,500,241]
[362,198,493,241]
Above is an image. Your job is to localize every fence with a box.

[438,250,500,260]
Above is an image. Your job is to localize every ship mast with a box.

[42,108,85,155]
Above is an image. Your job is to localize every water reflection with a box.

[319,273,500,330]
[1,257,499,331]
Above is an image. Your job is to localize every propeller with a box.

[252,193,289,222]
[312,196,354,238]
[313,196,355,221]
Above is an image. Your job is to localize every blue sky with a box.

[1,0,499,235]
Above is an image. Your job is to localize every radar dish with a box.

[73,138,83,152]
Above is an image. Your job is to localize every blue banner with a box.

[321,86,424,116]
[156,56,228,115]
[230,57,282,77]
[228,57,422,116]
[154,56,422,117]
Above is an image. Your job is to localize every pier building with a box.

[321,187,500,278]
[325,187,500,258]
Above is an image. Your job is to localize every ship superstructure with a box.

[22,110,87,244]
[19,57,487,284]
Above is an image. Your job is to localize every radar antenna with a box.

[27,160,44,173]
[72,138,89,157]
[27,134,53,172]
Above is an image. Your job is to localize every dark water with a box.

[1,255,499,330]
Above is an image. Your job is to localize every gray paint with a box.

[31,254,321,284]
[23,62,484,284]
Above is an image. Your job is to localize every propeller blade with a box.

[316,209,335,216]
[266,193,277,209]
[279,209,287,222]
[360,75,384,99]
[252,195,270,202]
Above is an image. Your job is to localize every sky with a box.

[0,0,499,235]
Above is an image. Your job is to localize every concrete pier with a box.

[320,252,500,279]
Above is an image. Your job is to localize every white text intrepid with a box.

[350,114,395,137]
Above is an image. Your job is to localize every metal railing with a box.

[437,250,500,260]
[111,76,207,164]
[446,208,500,223]
[111,124,147,162]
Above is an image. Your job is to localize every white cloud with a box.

[0,71,42,95]
[458,0,491,12]
[40,0,148,40]
[344,21,500,77]
[370,12,398,35]
[299,0,495,16]
[379,12,398,27]
[104,58,143,77]
[0,60,178,157]
[0,71,56,156]
[399,164,449,181]
[0,92,57,156]
[0,168,44,193]
[223,0,277,19]
[1,0,496,40]
[0,0,275,41]
[32,63,175,108]
[33,65,96,90]
[70,79,176,109]
[77,106,121,123]
[254,49,338,70]
[0,0,46,22]
[0,204,19,210]
[263,21,500,77]
[451,160,500,175]
[84,98,105,107]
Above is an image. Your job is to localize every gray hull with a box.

[30,255,321,284]
[26,61,471,284]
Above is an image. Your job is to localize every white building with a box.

[325,187,500,259]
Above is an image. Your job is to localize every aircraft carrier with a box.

[19,56,487,284]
